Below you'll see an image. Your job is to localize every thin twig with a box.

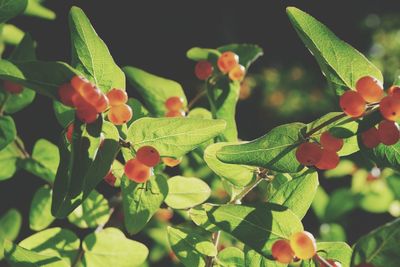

[71,249,84,267]
[304,113,347,138]
[95,207,115,233]
[14,137,30,159]
[0,93,10,116]
[313,253,335,267]
[187,90,206,110]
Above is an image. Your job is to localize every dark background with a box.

[1,0,399,262]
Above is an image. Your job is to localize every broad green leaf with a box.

[205,203,303,259]
[217,44,263,69]
[244,246,285,267]
[312,187,329,221]
[217,123,306,173]
[188,108,213,119]
[0,116,16,150]
[122,175,168,234]
[324,189,359,222]
[69,7,125,92]
[364,142,400,171]
[269,170,318,219]
[168,225,216,267]
[18,228,80,266]
[189,205,219,232]
[24,0,55,20]
[359,179,394,213]
[186,47,221,62]
[319,223,347,242]
[9,33,36,61]
[127,98,149,124]
[0,140,24,180]
[301,242,352,267]
[2,24,24,45]
[81,227,148,267]
[0,209,22,259]
[53,102,74,127]
[123,66,186,116]
[204,142,256,187]
[165,176,211,209]
[286,7,383,95]
[0,0,27,24]
[29,186,54,231]
[351,218,400,267]
[127,117,226,158]
[217,247,244,267]
[68,190,111,228]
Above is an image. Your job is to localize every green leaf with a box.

[0,0,27,24]
[217,247,245,267]
[204,203,303,259]
[319,223,347,242]
[53,102,74,127]
[352,218,400,267]
[217,44,263,69]
[269,170,318,219]
[312,187,329,221]
[68,190,111,229]
[359,180,394,213]
[18,228,80,266]
[2,24,24,45]
[324,189,359,222]
[189,205,219,232]
[217,123,306,173]
[204,142,256,188]
[0,209,22,260]
[81,227,148,267]
[244,246,285,267]
[387,174,400,199]
[286,7,382,95]
[127,98,149,124]
[168,225,217,267]
[186,47,221,62]
[24,0,55,20]
[123,66,187,116]
[122,175,168,234]
[69,6,125,92]
[9,33,36,61]
[127,117,226,158]
[364,142,400,171]
[165,176,211,209]
[301,242,352,267]
[29,186,54,231]
[0,116,16,150]
[0,140,24,181]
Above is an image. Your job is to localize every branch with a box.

[187,90,206,110]
[304,113,346,138]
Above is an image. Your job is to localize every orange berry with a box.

[66,124,74,143]
[388,86,400,99]
[4,80,23,94]
[295,143,323,166]
[315,148,340,170]
[93,93,109,113]
[228,64,246,81]
[58,83,77,107]
[339,91,366,118]
[289,231,317,260]
[377,120,400,146]
[79,83,102,104]
[106,88,128,106]
[217,51,239,73]
[355,76,384,103]
[70,75,89,92]
[136,146,160,167]
[162,157,182,167]
[165,96,184,111]
[195,61,213,80]
[271,240,295,264]
[379,95,400,121]
[76,105,99,124]
[165,110,185,117]
[124,158,151,183]
[155,209,174,222]
[320,131,343,152]
[108,104,133,125]
[72,93,91,109]
[361,127,381,149]
[104,171,116,186]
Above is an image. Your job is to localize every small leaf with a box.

[127,98,149,124]
[0,209,22,260]
[0,140,24,181]
[0,0,27,24]
[311,187,329,221]
[24,0,56,20]
[364,142,400,171]
[29,186,54,231]
[2,24,24,45]
[189,205,219,232]
[9,33,36,61]
[186,47,221,62]
[165,176,211,209]
[0,116,16,150]
[324,189,359,222]
[53,101,74,127]
[301,242,352,267]
[217,247,245,267]
[217,44,263,69]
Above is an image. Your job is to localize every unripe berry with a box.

[339,91,366,118]
[4,80,23,94]
[195,61,213,80]
[124,158,151,183]
[315,148,340,170]
[162,157,182,167]
[295,143,323,166]
[388,86,400,98]
[377,120,400,146]
[104,171,117,186]
[320,131,343,152]
[355,76,384,103]
[107,88,128,106]
[76,105,99,124]
[165,96,184,111]
[271,240,295,264]
[217,51,239,73]
[70,75,89,92]
[136,146,160,167]
[379,95,400,121]
[66,124,74,143]
[228,64,246,81]
[165,110,185,118]
[289,231,317,260]
[93,93,109,113]
[58,83,77,107]
[108,104,133,125]
[361,127,381,149]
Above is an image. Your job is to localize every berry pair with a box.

[3,80,24,94]
[271,231,316,263]
[165,96,185,117]
[361,120,400,148]
[106,89,132,125]
[124,146,160,183]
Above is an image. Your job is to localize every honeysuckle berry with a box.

[361,127,381,149]
[70,75,89,92]
[289,231,317,260]
[136,146,160,167]
[320,131,343,152]
[93,93,109,113]
[377,120,400,145]
[271,239,295,264]
[124,158,151,183]
[295,142,323,166]
[388,85,400,98]
[217,51,239,73]
[76,105,99,124]
[162,157,182,167]
[4,80,23,94]
[165,96,184,111]
[315,148,340,170]
[107,88,128,106]
[108,104,133,125]
[78,83,101,103]
[355,76,384,103]
[195,61,213,80]
[165,110,185,118]
[58,83,77,107]
[339,91,366,118]
[379,95,400,121]
[228,64,246,81]
[65,124,74,143]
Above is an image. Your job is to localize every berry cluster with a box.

[296,131,343,170]
[106,88,132,125]
[165,96,185,117]
[194,51,246,82]
[3,80,24,94]
[124,146,160,183]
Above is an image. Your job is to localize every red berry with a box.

[379,95,400,121]
[195,61,213,80]
[165,96,184,111]
[136,146,160,167]
[107,88,128,106]
[320,131,343,152]
[361,127,381,149]
[124,158,151,183]
[4,80,23,94]
[315,148,340,170]
[290,231,317,260]
[104,171,117,186]
[217,51,239,73]
[339,91,366,118]
[165,110,185,117]
[295,143,323,166]
[162,157,182,167]
[76,105,99,124]
[388,86,400,98]
[58,83,77,107]
[228,64,246,81]
[271,240,295,264]
[93,93,109,113]
[72,93,91,109]
[70,75,88,92]
[355,76,384,103]
[108,104,133,125]
[79,83,102,105]
[377,120,400,145]
[66,124,74,143]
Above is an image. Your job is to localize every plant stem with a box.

[313,253,335,267]
[72,249,84,267]
[0,93,10,116]
[304,113,347,138]
[187,90,206,110]
[14,137,30,159]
